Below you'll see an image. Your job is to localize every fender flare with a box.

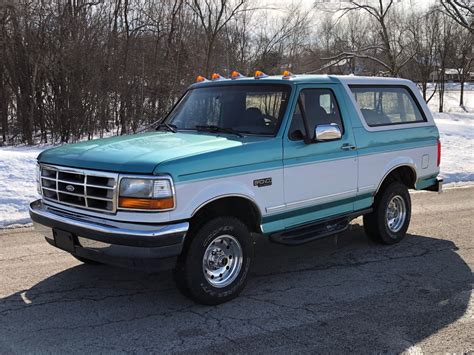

[179,179,264,219]
[375,161,417,195]
[191,193,262,220]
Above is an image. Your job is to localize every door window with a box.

[289,89,344,141]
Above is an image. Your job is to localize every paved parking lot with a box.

[0,187,473,353]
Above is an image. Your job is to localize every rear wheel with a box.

[363,181,411,244]
[174,216,253,305]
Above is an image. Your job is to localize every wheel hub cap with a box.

[386,195,407,233]
[202,235,243,288]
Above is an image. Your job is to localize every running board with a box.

[269,208,372,246]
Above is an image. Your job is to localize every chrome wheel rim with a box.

[386,195,407,233]
[202,235,243,288]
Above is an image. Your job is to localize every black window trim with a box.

[288,87,345,142]
[349,84,428,128]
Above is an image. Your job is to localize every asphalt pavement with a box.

[0,186,473,353]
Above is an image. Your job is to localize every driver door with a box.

[281,85,358,227]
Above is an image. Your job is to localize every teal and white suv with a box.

[30,72,442,304]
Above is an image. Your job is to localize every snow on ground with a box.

[426,89,473,184]
[433,112,474,184]
[0,89,473,228]
[426,82,474,91]
[0,147,45,228]
[426,88,474,113]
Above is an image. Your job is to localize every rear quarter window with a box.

[350,86,426,127]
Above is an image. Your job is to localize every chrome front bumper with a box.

[29,199,189,268]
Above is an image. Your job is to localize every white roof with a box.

[331,75,413,86]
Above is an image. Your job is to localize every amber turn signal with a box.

[119,197,174,210]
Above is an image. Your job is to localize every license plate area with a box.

[53,229,76,252]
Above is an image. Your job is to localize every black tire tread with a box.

[363,181,411,245]
[174,216,253,305]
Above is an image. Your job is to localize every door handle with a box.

[341,144,357,151]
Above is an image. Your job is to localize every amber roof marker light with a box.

[196,75,208,83]
[230,71,245,79]
[254,70,268,79]
[282,70,294,79]
[211,73,225,81]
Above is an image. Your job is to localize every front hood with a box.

[38,132,244,174]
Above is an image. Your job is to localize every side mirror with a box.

[314,123,341,142]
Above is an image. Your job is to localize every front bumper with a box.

[29,199,189,269]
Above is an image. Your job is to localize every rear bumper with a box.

[423,177,443,193]
[29,199,189,269]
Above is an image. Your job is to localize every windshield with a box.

[166,85,291,136]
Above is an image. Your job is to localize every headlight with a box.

[118,177,174,210]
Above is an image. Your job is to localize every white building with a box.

[430,68,474,82]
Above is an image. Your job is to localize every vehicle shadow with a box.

[0,224,471,353]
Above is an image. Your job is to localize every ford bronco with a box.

[30,71,443,304]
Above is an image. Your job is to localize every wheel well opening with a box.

[380,166,416,192]
[191,197,262,234]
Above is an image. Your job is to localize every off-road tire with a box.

[174,216,253,305]
[363,181,411,245]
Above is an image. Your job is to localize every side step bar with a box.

[269,208,372,246]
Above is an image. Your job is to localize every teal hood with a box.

[38,132,247,174]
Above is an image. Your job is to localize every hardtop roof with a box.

[190,74,413,88]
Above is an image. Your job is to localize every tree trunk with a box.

[438,74,445,113]
[0,94,7,144]
[0,70,8,143]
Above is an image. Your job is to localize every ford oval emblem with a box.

[65,185,75,192]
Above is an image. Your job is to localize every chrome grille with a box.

[40,165,118,213]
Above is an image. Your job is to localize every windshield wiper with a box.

[156,122,177,133]
[195,125,243,137]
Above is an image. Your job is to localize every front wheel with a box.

[363,181,411,244]
[174,216,253,305]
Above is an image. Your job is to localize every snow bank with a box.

[426,88,473,183]
[0,147,46,228]
[433,112,474,184]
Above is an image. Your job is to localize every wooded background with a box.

[0,0,472,145]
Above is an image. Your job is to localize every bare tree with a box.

[439,0,474,33]
[407,6,440,101]
[450,25,473,108]
[437,13,456,113]
[322,0,413,76]
[0,0,471,146]
[0,5,10,143]
[187,0,248,75]
[252,5,310,73]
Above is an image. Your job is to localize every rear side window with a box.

[350,86,426,127]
